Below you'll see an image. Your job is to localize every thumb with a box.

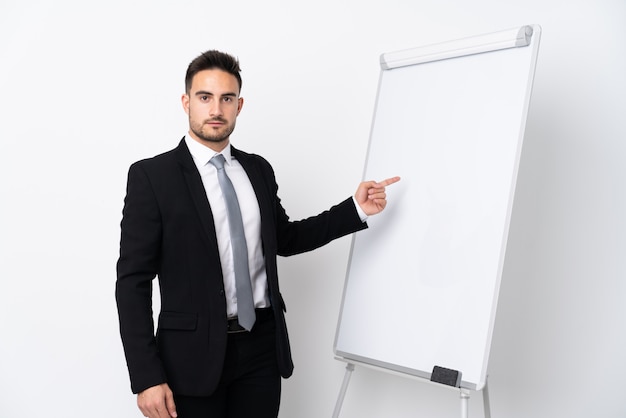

[165,389,177,417]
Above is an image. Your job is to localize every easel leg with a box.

[332,363,355,418]
[460,388,470,418]
[482,378,491,418]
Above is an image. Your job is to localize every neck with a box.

[188,131,229,152]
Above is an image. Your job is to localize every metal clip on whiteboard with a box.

[380,25,534,70]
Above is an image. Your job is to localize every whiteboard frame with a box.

[334,25,542,391]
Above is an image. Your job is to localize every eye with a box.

[223,97,232,103]
[200,95,209,101]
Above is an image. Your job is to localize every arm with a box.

[115,162,168,394]
[274,174,400,256]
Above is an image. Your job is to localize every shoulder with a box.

[232,147,274,173]
[129,140,188,173]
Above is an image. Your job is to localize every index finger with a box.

[377,176,401,187]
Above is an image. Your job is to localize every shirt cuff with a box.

[351,196,368,222]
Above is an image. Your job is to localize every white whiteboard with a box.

[334,25,541,390]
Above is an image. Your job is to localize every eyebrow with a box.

[194,91,238,97]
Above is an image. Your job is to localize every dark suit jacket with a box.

[116,139,367,396]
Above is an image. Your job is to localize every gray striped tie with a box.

[209,154,256,330]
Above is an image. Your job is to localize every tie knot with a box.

[209,154,226,170]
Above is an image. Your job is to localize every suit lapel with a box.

[175,139,220,251]
[232,147,283,312]
[175,141,274,255]
[232,146,274,242]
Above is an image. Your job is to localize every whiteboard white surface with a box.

[334,25,541,390]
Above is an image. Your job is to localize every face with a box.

[182,69,244,151]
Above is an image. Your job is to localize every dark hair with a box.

[185,50,242,94]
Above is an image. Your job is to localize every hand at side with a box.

[137,383,177,418]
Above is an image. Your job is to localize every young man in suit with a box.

[116,50,399,418]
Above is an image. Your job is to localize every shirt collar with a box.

[184,134,233,169]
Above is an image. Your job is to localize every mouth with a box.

[205,119,226,126]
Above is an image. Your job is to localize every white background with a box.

[0,1,624,417]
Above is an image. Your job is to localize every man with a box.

[116,50,399,418]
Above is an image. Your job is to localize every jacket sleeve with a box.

[275,195,368,256]
[115,162,168,394]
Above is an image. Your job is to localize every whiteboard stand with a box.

[332,359,492,418]
[332,362,355,418]
[332,23,541,418]
[482,378,492,418]
[460,378,492,418]
[460,388,471,418]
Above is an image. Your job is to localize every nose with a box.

[209,100,223,117]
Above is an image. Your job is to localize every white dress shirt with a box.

[185,136,269,318]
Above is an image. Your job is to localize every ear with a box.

[181,94,190,115]
[237,97,244,115]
